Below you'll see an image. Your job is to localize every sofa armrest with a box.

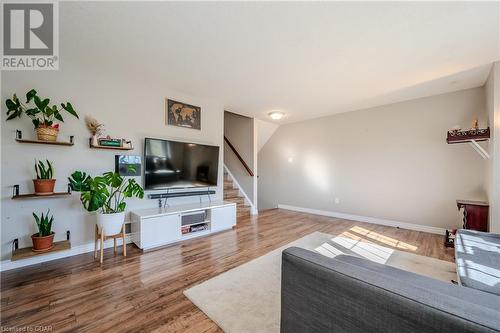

[281,247,500,333]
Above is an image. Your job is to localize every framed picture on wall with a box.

[165,99,201,130]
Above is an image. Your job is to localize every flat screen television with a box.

[144,138,219,190]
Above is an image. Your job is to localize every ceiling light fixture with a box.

[268,111,284,120]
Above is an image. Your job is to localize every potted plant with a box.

[34,160,56,195]
[5,89,79,141]
[32,210,55,252]
[69,170,144,235]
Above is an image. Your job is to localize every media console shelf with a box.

[131,201,236,251]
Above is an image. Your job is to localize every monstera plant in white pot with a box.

[69,170,144,235]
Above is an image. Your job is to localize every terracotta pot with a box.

[31,232,55,252]
[33,179,56,195]
[36,126,59,141]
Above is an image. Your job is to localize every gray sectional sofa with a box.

[281,245,500,333]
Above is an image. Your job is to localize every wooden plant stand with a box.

[94,225,126,264]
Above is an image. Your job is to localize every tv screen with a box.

[144,138,219,190]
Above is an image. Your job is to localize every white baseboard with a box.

[224,165,258,215]
[277,204,446,235]
[0,235,133,272]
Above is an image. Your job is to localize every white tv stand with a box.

[131,201,236,251]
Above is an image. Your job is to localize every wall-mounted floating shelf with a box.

[16,130,74,146]
[12,184,72,200]
[89,138,134,151]
[11,231,71,261]
[447,128,490,159]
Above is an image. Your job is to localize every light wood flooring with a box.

[0,209,454,332]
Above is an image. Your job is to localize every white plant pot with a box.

[96,212,125,235]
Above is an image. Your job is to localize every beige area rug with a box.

[184,231,456,333]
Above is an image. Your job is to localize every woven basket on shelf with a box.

[36,127,59,141]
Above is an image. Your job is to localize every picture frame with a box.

[165,98,201,130]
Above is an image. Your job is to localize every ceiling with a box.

[62,2,499,123]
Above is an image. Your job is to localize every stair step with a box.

[226,198,246,205]
[224,188,239,194]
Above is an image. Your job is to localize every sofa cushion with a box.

[455,229,500,296]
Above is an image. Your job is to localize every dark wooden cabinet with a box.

[456,200,489,232]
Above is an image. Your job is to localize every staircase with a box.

[223,171,251,219]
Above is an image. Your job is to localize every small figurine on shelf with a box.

[471,119,479,131]
[86,116,104,146]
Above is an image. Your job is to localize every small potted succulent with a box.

[5,89,79,141]
[33,160,56,195]
[32,210,55,252]
[69,170,144,235]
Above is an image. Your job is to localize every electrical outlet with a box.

[334,198,340,204]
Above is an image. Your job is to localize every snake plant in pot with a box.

[5,89,79,141]
[33,160,56,195]
[69,170,144,235]
[32,210,55,252]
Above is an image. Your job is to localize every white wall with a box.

[224,112,255,204]
[256,119,279,152]
[484,62,500,233]
[1,65,224,261]
[259,87,488,229]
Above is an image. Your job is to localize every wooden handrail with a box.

[224,136,254,177]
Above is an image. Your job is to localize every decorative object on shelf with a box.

[33,160,56,195]
[68,170,144,235]
[5,89,79,141]
[99,137,122,147]
[89,137,134,150]
[31,210,55,252]
[166,98,201,130]
[115,155,141,176]
[85,116,104,146]
[446,127,490,144]
[85,117,134,150]
[471,118,479,131]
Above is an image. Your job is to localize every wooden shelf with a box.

[447,128,490,144]
[89,139,134,150]
[12,240,70,261]
[12,192,71,200]
[16,138,74,146]
[15,130,74,146]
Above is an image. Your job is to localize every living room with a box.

[1,1,499,332]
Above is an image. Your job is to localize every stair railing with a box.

[224,136,254,177]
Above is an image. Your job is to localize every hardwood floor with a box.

[1,209,454,332]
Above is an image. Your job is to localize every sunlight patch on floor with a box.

[314,233,395,264]
[347,226,418,251]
